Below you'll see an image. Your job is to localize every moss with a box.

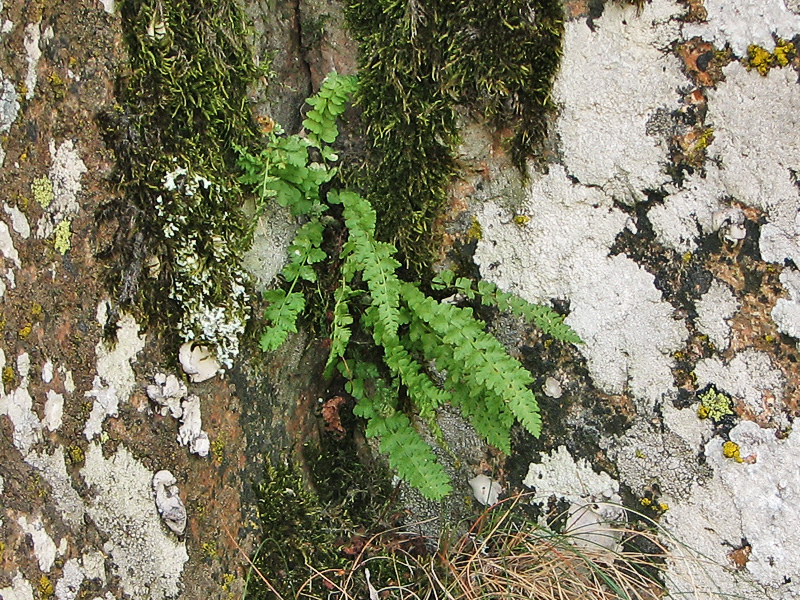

[98,0,265,356]
[247,459,347,600]
[343,0,563,276]
[697,386,733,422]
[53,218,72,254]
[31,176,54,208]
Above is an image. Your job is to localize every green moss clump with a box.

[697,386,733,421]
[343,0,563,275]
[98,0,265,359]
[247,460,347,600]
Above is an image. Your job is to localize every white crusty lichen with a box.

[36,139,87,240]
[683,0,800,57]
[554,0,687,204]
[771,268,800,345]
[84,304,145,440]
[157,166,250,369]
[523,445,619,503]
[648,169,727,254]
[23,21,41,100]
[694,349,785,418]
[705,62,800,266]
[17,514,59,572]
[664,422,800,598]
[0,571,35,600]
[695,280,740,350]
[474,166,687,409]
[81,443,188,600]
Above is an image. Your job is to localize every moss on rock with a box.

[343,0,563,276]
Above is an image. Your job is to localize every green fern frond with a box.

[324,279,355,378]
[260,289,305,351]
[348,363,451,501]
[435,269,583,345]
[303,73,358,149]
[400,282,542,438]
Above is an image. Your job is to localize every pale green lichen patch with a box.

[31,176,53,208]
[697,386,733,421]
[53,218,71,254]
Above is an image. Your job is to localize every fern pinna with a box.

[238,73,581,501]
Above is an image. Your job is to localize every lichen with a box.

[746,39,797,75]
[31,176,53,208]
[697,386,734,421]
[53,218,71,254]
[513,215,530,226]
[2,365,15,387]
[466,216,483,242]
[722,440,743,463]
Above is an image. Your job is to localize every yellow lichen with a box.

[747,40,797,75]
[66,444,85,465]
[18,323,32,339]
[211,436,225,463]
[39,575,54,599]
[513,215,530,226]
[697,387,733,421]
[748,45,773,75]
[31,302,43,319]
[723,440,743,463]
[53,218,72,254]
[466,216,483,241]
[32,176,54,208]
[2,365,15,387]
[640,497,652,507]
[201,541,218,558]
[773,40,796,67]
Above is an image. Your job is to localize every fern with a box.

[303,74,358,152]
[347,361,452,500]
[238,73,355,352]
[239,73,582,500]
[260,220,327,351]
[434,269,582,345]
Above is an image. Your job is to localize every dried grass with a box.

[242,492,730,600]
